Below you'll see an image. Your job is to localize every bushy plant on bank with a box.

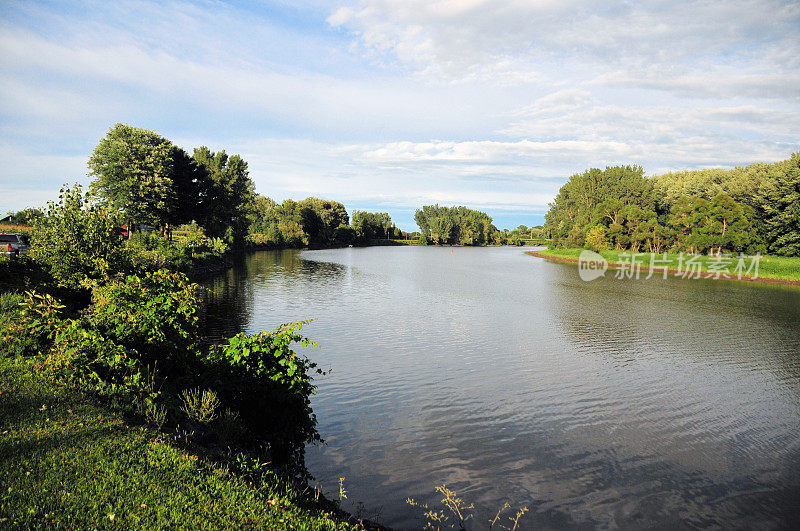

[2,184,328,476]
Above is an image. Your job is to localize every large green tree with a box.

[192,147,255,244]
[756,153,800,256]
[88,124,176,233]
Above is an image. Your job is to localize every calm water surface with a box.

[201,247,800,529]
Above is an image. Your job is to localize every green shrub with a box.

[31,184,124,289]
[49,319,142,396]
[1,290,65,358]
[585,226,610,251]
[208,237,228,256]
[125,232,190,272]
[209,320,323,465]
[88,270,199,369]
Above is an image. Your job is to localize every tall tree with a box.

[88,123,175,234]
[193,147,255,244]
[756,152,800,256]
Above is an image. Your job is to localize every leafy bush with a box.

[1,290,65,358]
[125,232,191,272]
[585,226,610,251]
[49,319,142,396]
[245,232,278,247]
[208,237,228,255]
[31,184,124,289]
[88,270,199,369]
[209,321,324,465]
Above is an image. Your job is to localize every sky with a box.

[0,0,798,231]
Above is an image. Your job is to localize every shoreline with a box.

[527,249,800,287]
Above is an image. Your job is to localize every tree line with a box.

[60,123,403,248]
[414,204,502,245]
[544,153,800,256]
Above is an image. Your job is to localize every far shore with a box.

[528,248,800,287]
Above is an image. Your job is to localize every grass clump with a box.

[180,388,221,423]
[407,485,527,530]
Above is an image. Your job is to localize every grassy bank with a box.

[0,355,359,529]
[0,203,370,529]
[529,248,800,284]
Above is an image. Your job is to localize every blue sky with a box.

[1,0,798,230]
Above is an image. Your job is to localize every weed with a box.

[144,402,167,430]
[408,485,528,531]
[180,388,221,423]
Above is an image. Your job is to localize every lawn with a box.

[0,355,359,530]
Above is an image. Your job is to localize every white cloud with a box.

[328,0,800,95]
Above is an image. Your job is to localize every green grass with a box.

[0,356,358,530]
[531,248,800,282]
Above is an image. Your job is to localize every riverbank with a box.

[0,249,379,529]
[0,355,367,529]
[528,248,800,285]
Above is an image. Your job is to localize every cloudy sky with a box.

[1,0,798,229]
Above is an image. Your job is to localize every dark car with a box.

[0,233,30,258]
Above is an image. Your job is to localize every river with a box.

[201,246,800,529]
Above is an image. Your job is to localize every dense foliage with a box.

[31,185,125,289]
[247,197,396,247]
[88,124,177,232]
[351,210,399,242]
[88,124,256,245]
[192,147,255,245]
[4,188,327,471]
[210,322,323,465]
[544,153,800,256]
[414,204,499,245]
[2,207,42,226]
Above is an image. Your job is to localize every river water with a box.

[201,247,800,529]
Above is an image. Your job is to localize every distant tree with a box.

[706,193,758,254]
[4,207,43,226]
[414,204,495,245]
[248,195,279,234]
[333,225,357,245]
[296,197,349,246]
[167,146,208,235]
[352,211,391,242]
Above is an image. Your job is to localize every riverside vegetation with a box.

[532,153,800,283]
[543,154,800,257]
[0,186,364,528]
